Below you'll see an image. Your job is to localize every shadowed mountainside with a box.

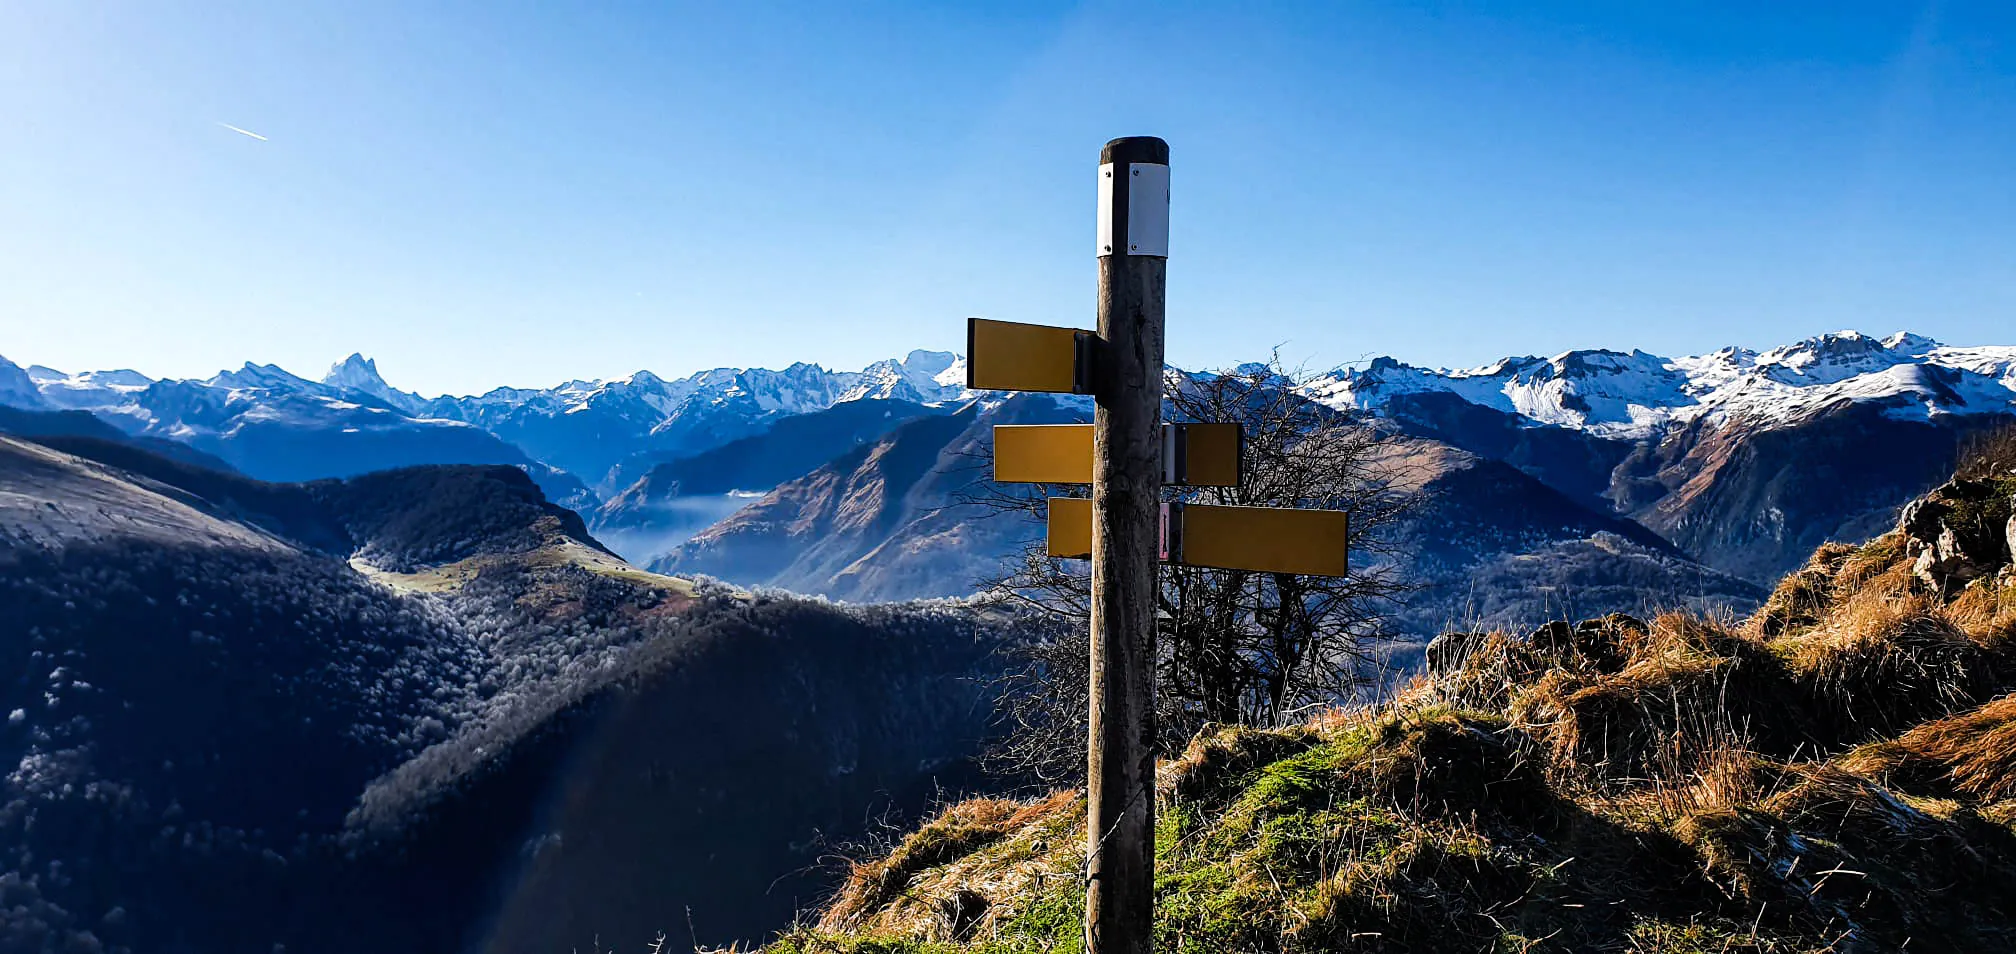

[0,435,1018,954]
[592,398,946,561]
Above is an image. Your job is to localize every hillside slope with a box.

[0,436,1014,954]
[663,406,1759,639]
[654,397,1076,601]
[592,398,945,562]
[777,469,2016,953]
[0,403,240,472]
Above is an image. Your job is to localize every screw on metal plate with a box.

[1131,169,1139,176]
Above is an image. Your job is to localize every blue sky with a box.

[2,1,2011,396]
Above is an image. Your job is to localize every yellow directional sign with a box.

[997,425,1093,483]
[1172,422,1241,487]
[1174,502,1349,576]
[967,317,1092,394]
[1045,498,1348,577]
[1047,496,1094,560]
[995,423,1242,486]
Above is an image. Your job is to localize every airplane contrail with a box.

[217,122,269,142]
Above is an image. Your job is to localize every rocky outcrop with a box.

[2007,508,2016,573]
[1426,613,1649,677]
[1424,631,1488,674]
[1525,613,1646,673]
[1899,478,2016,591]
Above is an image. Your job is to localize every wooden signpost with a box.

[965,136,1351,954]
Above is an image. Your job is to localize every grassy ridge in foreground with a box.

[769,476,2016,953]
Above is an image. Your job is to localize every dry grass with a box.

[1957,423,2016,480]
[1838,693,2016,803]
[1508,613,1796,789]
[815,790,1083,943]
[1947,574,2016,647]
[784,478,2016,953]
[1752,542,1857,638]
[1672,763,2016,949]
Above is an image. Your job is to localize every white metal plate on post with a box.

[1126,162,1169,257]
[1096,162,1116,256]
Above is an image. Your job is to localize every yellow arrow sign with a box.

[1173,502,1349,576]
[1045,498,1349,577]
[994,423,1242,486]
[966,317,1092,394]
[1047,496,1095,561]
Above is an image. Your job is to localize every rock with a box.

[1900,496,1949,544]
[1572,614,1646,672]
[1526,620,1575,655]
[1900,481,2016,591]
[1916,522,1992,591]
[1425,632,1489,674]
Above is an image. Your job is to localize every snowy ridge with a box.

[2,347,979,488]
[7,331,2010,490]
[427,350,969,420]
[0,355,46,410]
[1307,331,2016,438]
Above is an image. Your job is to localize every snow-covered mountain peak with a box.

[621,369,668,388]
[1882,331,1941,355]
[324,353,386,389]
[208,362,317,392]
[1306,347,1697,436]
[1309,329,2011,438]
[20,365,155,411]
[1466,355,1546,378]
[836,350,968,404]
[1751,330,1923,386]
[0,355,44,410]
[903,349,957,374]
[324,354,384,391]
[322,353,426,413]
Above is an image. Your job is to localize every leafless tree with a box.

[964,357,1418,782]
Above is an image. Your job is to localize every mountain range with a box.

[3,328,2014,952]
[6,329,2013,637]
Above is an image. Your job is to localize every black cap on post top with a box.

[1101,136,1169,166]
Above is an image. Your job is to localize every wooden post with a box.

[1085,135,1167,954]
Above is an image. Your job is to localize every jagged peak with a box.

[1760,329,1895,363]
[323,353,388,388]
[1539,348,1675,378]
